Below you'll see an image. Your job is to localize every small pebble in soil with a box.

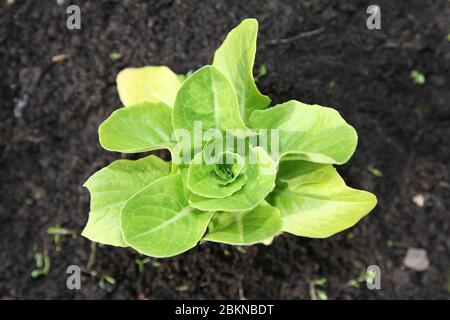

[13,95,29,118]
[411,193,428,207]
[430,75,446,86]
[403,248,430,272]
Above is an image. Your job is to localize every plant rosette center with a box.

[185,139,275,210]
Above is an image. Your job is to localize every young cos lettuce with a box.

[82,19,377,258]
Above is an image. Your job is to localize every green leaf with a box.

[82,155,171,246]
[121,174,214,257]
[117,66,182,107]
[317,290,328,300]
[189,146,276,212]
[188,150,247,199]
[267,160,377,238]
[204,202,282,245]
[249,100,358,164]
[99,102,174,153]
[173,65,248,138]
[213,18,270,124]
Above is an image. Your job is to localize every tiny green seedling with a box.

[349,279,361,288]
[135,257,151,273]
[47,226,77,252]
[31,249,51,278]
[236,247,248,254]
[313,277,328,286]
[367,165,383,178]
[386,239,394,248]
[255,64,267,81]
[348,269,379,288]
[82,19,377,258]
[347,269,376,289]
[410,70,426,85]
[177,70,194,83]
[412,106,424,120]
[317,290,328,300]
[310,277,328,300]
[103,275,116,285]
[98,275,116,290]
[327,80,336,93]
[109,52,122,61]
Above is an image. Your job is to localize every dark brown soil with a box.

[1,0,449,300]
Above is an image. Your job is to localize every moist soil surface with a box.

[1,0,449,299]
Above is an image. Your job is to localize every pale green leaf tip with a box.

[368,191,378,209]
[241,18,258,27]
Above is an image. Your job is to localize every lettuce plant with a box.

[83,19,377,258]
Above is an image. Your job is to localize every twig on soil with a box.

[51,53,71,63]
[238,276,246,300]
[268,27,325,45]
[31,244,51,278]
[86,242,97,271]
